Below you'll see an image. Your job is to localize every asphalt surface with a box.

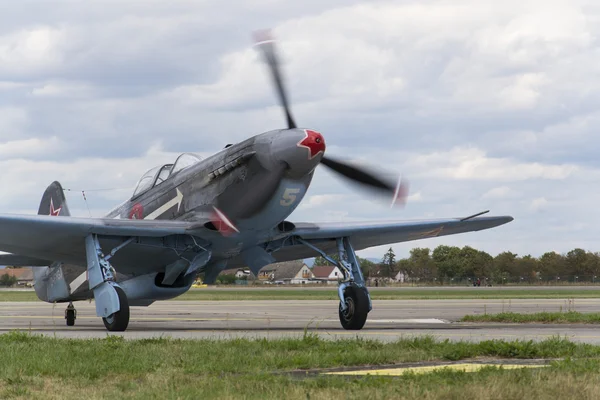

[3,298,600,342]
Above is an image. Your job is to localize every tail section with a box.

[33,181,79,302]
[37,181,71,217]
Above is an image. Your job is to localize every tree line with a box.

[314,246,600,284]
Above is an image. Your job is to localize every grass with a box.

[6,288,600,302]
[461,311,600,324]
[1,333,600,398]
[0,291,40,301]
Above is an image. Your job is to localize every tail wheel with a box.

[338,284,369,330]
[66,309,75,326]
[102,286,130,332]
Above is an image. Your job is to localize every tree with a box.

[358,257,375,278]
[458,246,482,278]
[313,253,340,266]
[216,274,237,285]
[407,247,436,282]
[493,251,518,282]
[566,248,588,278]
[538,252,566,280]
[514,255,539,283]
[0,273,17,287]
[432,245,462,282]
[381,248,397,278]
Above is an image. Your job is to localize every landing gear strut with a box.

[65,302,76,326]
[298,236,372,330]
[85,234,131,332]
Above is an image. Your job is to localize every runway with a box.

[2,298,600,343]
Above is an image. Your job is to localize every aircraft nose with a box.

[297,129,326,160]
[271,128,326,177]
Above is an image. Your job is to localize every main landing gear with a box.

[102,286,130,331]
[298,236,372,330]
[338,283,370,330]
[84,234,131,332]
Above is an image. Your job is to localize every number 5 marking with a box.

[281,188,301,206]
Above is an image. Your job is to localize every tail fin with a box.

[33,181,74,302]
[37,181,70,216]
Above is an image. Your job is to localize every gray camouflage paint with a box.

[32,128,326,304]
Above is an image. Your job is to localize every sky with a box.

[0,0,598,261]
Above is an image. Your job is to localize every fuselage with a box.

[104,128,326,262]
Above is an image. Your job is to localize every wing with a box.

[0,254,51,266]
[0,214,212,267]
[269,215,513,262]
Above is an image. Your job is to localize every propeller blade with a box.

[320,155,409,207]
[254,30,297,129]
[209,206,240,237]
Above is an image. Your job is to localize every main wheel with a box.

[66,309,75,326]
[338,284,370,330]
[102,286,130,332]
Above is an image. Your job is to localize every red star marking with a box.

[128,203,144,220]
[49,198,62,216]
[297,129,326,160]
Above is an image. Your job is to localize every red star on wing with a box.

[297,129,326,160]
[49,198,62,216]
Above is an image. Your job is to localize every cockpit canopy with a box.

[132,153,202,198]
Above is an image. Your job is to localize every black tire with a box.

[338,284,370,330]
[102,286,130,332]
[66,310,75,327]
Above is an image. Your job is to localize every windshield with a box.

[170,153,202,176]
[155,165,173,185]
[132,166,161,197]
[131,153,202,198]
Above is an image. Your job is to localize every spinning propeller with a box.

[209,31,409,236]
[253,30,409,207]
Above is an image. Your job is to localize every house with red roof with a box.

[311,265,343,285]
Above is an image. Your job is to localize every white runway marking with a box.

[369,318,447,324]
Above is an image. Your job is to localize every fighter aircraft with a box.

[0,31,512,332]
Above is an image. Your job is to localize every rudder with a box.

[37,181,71,216]
[33,181,77,302]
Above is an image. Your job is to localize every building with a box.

[236,269,250,279]
[259,260,314,284]
[311,265,343,285]
[1,268,34,287]
[394,271,408,283]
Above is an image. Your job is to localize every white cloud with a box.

[482,186,519,200]
[530,197,548,211]
[0,107,28,140]
[31,81,95,98]
[0,136,60,158]
[298,194,346,209]
[408,147,578,181]
[0,27,68,74]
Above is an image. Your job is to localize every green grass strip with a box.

[0,332,599,399]
[461,311,600,324]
